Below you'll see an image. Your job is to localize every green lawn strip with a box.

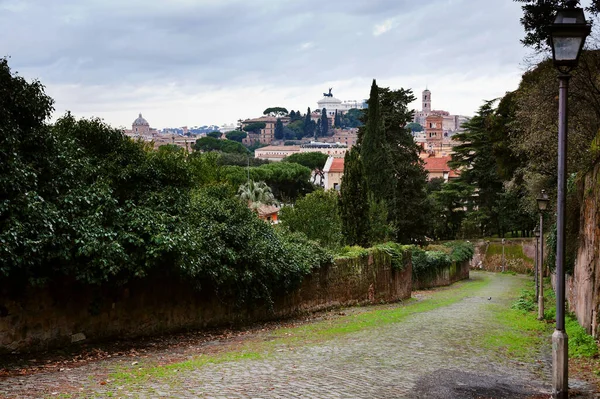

[480,276,599,366]
[478,278,551,363]
[99,275,491,391]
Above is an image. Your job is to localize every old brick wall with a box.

[412,260,470,291]
[0,250,412,354]
[565,162,600,338]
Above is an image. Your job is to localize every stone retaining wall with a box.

[0,250,412,354]
[413,260,470,290]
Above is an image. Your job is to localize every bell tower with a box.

[422,89,431,112]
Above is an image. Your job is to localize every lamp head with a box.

[537,189,550,212]
[549,7,591,73]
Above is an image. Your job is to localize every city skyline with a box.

[1,0,531,128]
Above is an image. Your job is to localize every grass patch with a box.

[480,279,551,362]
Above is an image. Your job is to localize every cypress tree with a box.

[303,107,312,137]
[334,110,341,127]
[274,118,284,140]
[320,108,329,136]
[339,147,370,247]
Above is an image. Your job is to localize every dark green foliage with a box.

[225,130,247,142]
[339,148,370,247]
[0,59,331,307]
[406,122,424,132]
[279,189,343,249]
[263,107,288,117]
[340,108,364,129]
[220,162,313,201]
[320,108,329,137]
[217,152,270,167]
[289,110,303,122]
[411,247,452,281]
[443,241,475,263]
[207,131,222,139]
[512,289,537,312]
[373,242,411,271]
[242,122,266,134]
[334,110,341,127]
[515,0,599,51]
[303,108,316,138]
[274,118,284,140]
[283,152,328,183]
[360,80,427,243]
[286,120,304,139]
[194,137,249,154]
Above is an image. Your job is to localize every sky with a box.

[0,0,533,129]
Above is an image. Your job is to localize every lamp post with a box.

[537,189,549,321]
[534,224,540,300]
[548,6,591,398]
[501,238,505,272]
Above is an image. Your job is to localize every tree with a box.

[286,120,304,139]
[320,108,329,136]
[515,0,600,51]
[334,110,341,127]
[341,108,364,129]
[359,79,428,243]
[237,180,277,210]
[406,122,424,132]
[274,118,284,140]
[449,100,505,236]
[279,189,343,249]
[207,131,222,139]
[225,130,247,142]
[263,107,289,117]
[339,148,370,247]
[289,110,303,122]
[283,152,328,183]
[194,137,248,154]
[243,122,266,134]
[303,107,314,137]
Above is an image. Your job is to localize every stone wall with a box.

[470,239,536,274]
[566,161,600,338]
[0,250,412,354]
[413,260,470,290]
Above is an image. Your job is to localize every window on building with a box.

[333,183,339,190]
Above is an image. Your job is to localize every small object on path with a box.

[488,297,492,300]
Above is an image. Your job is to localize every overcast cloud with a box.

[1,0,531,128]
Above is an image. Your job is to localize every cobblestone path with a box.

[1,272,594,398]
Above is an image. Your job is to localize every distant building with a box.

[254,142,348,162]
[241,116,290,145]
[423,156,460,182]
[316,89,367,120]
[123,113,192,152]
[256,204,280,224]
[323,156,344,190]
[412,89,469,133]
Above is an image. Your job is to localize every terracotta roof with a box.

[423,156,453,173]
[328,158,344,173]
[256,204,279,217]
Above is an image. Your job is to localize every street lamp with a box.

[534,224,540,300]
[549,6,591,399]
[536,189,548,322]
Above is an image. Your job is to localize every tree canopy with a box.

[225,130,247,142]
[242,122,266,134]
[263,107,288,117]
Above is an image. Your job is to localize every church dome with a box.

[133,113,149,127]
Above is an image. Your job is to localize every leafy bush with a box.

[411,247,452,280]
[0,58,332,308]
[511,289,536,313]
[444,241,475,263]
[374,242,411,271]
[335,246,370,259]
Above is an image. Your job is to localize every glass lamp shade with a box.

[549,7,591,70]
[537,190,549,211]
